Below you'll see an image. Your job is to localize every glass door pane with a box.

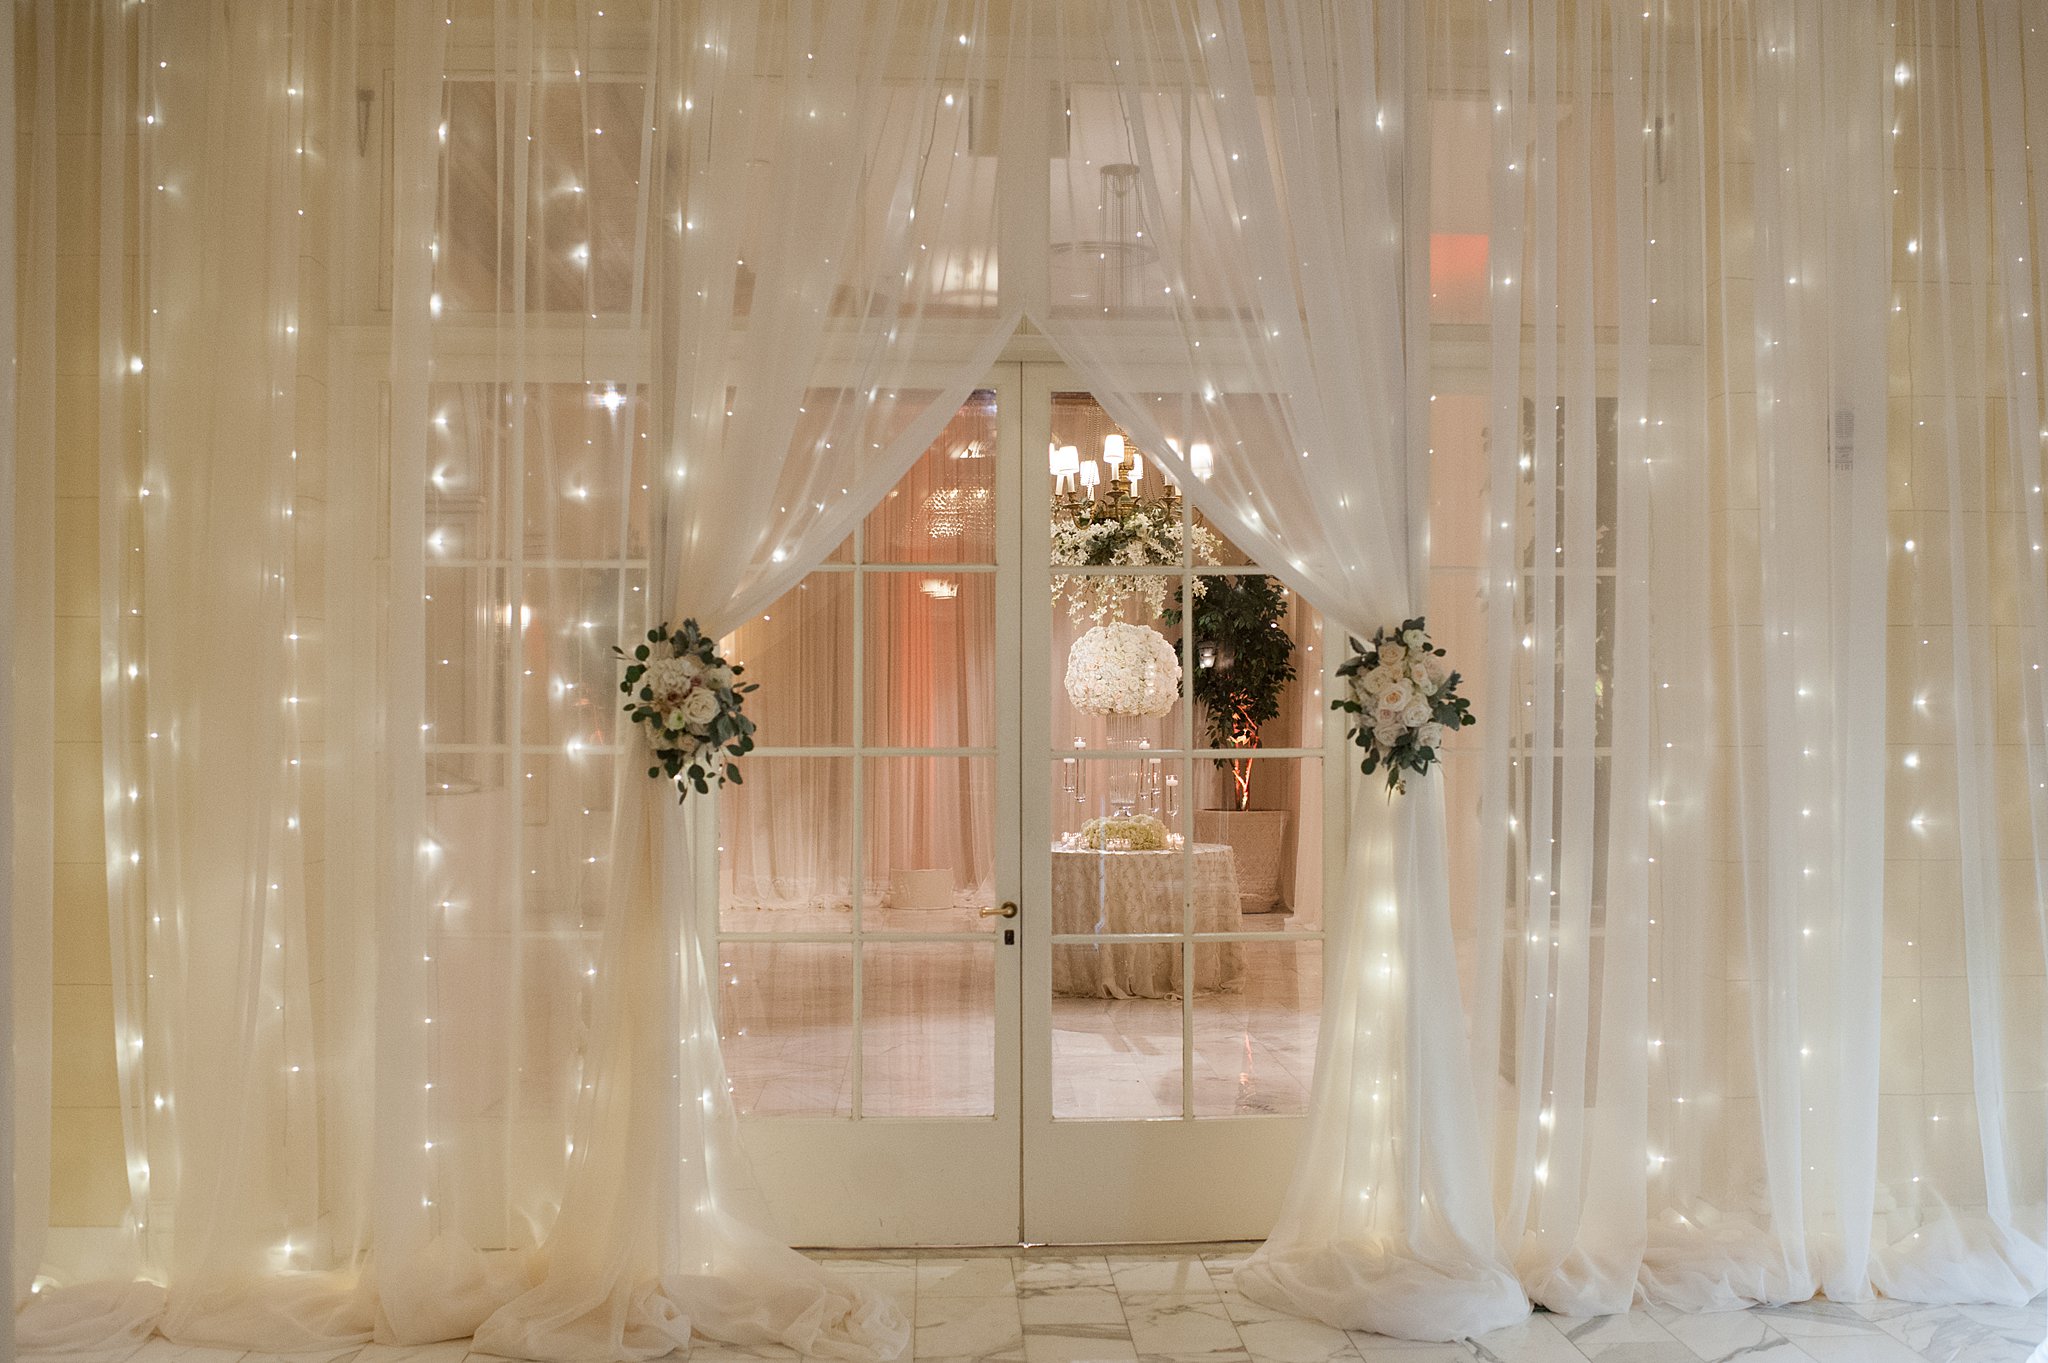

[1025,381,1326,1242]
[720,383,1021,1245]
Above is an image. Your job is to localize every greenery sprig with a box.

[615,619,758,801]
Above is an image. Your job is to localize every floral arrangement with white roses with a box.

[1050,503,1222,624]
[1065,622,1181,718]
[615,619,758,801]
[1073,813,1170,852]
[1332,617,1474,795]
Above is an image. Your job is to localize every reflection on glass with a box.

[862,391,998,564]
[720,758,853,932]
[861,943,995,1117]
[1051,947,1183,1120]
[1189,756,1323,922]
[863,757,996,930]
[723,573,854,748]
[719,941,853,1117]
[1192,941,1322,1117]
[864,572,994,748]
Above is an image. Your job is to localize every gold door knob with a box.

[980,901,1019,918]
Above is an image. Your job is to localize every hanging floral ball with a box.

[1064,622,1181,717]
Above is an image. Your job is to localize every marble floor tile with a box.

[1784,1334,1928,1363]
[1121,1294,1246,1359]
[1228,1311,1360,1363]
[1019,1286,1129,1329]
[1018,1255,1118,1291]
[1108,1257,1219,1295]
[1020,1331,1143,1363]
[1552,1311,1679,1352]
[917,1295,1027,1360]
[922,1257,1023,1297]
[1445,1315,1586,1363]
[1880,1302,2043,1363]
[1644,1307,1804,1363]
[1344,1344,1466,1363]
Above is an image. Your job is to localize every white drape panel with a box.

[1436,0,2048,1330]
[1016,3,1528,1338]
[448,3,1009,1358]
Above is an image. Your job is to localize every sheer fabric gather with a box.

[9,0,2047,1358]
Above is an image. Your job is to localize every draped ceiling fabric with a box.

[10,0,2048,1358]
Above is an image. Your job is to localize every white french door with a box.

[729,361,1331,1246]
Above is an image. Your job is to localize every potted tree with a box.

[1169,575,1298,913]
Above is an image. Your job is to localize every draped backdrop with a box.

[8,0,2047,1356]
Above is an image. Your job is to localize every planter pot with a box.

[1194,808,1291,914]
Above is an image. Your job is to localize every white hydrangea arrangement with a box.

[1064,622,1181,717]
[615,619,757,800]
[1050,504,1222,624]
[1332,617,1475,795]
[1073,813,1170,851]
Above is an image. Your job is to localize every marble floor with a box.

[797,1246,2048,1363]
[719,933,1323,1121]
[116,1245,2046,1363]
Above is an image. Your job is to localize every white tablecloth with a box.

[1050,843,1243,997]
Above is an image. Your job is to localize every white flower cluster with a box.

[1050,507,1222,624]
[644,653,736,747]
[1073,813,1170,851]
[1349,628,1450,753]
[1064,623,1181,717]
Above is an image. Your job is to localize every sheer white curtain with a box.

[1430,0,2048,1331]
[17,0,1009,1356]
[1023,2,1529,1339]
[424,1,1010,1357]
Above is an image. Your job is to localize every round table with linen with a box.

[1049,842,1243,997]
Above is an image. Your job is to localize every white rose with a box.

[1378,641,1406,667]
[680,688,722,728]
[1402,700,1431,727]
[1403,628,1426,648]
[1377,679,1414,716]
[1373,718,1405,747]
[642,655,696,711]
[675,653,704,680]
[1425,655,1448,686]
[1418,721,1445,750]
[664,707,690,731]
[703,663,735,691]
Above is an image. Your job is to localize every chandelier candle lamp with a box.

[1050,431,1221,625]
